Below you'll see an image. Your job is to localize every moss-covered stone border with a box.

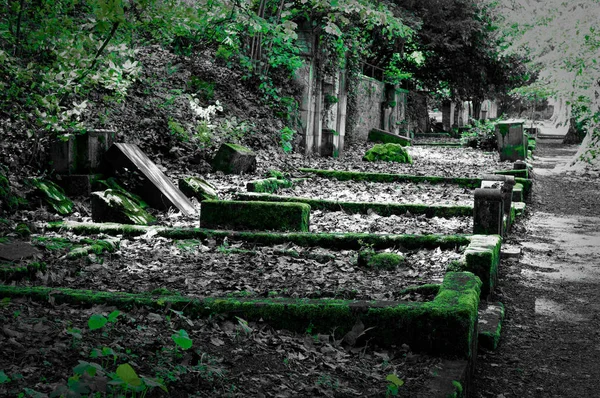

[478,302,504,350]
[234,192,473,218]
[47,221,471,251]
[298,168,481,188]
[200,200,310,232]
[246,177,305,194]
[368,129,411,146]
[457,235,502,298]
[0,271,481,358]
[494,169,529,179]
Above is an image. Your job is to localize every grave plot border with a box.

[453,235,502,299]
[0,271,481,359]
[234,192,473,218]
[47,221,471,250]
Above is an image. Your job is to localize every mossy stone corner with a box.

[363,143,412,163]
[179,176,218,201]
[201,200,310,232]
[91,189,156,225]
[460,235,502,298]
[28,178,73,215]
[368,128,411,146]
[246,177,294,194]
[212,143,257,174]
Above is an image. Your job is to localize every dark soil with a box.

[471,138,600,397]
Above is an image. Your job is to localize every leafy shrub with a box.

[461,119,498,150]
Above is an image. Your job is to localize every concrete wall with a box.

[353,76,386,141]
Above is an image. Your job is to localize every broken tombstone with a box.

[473,187,504,236]
[179,176,218,201]
[211,143,257,174]
[27,178,73,215]
[103,143,195,215]
[91,189,156,225]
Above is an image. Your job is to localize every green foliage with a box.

[461,119,498,150]
[168,118,189,142]
[362,143,412,163]
[172,329,193,350]
[280,126,296,153]
[385,374,404,396]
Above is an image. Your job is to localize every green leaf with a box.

[386,374,404,387]
[88,314,108,330]
[0,370,11,384]
[107,310,121,323]
[172,329,193,350]
[142,376,169,392]
[116,363,142,387]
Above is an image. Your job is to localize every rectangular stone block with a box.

[50,130,115,174]
[473,188,504,236]
[103,143,195,215]
[200,200,310,232]
[368,128,411,146]
[496,121,526,161]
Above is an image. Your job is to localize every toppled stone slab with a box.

[211,143,257,174]
[478,302,505,350]
[104,143,195,215]
[363,143,412,163]
[368,128,411,146]
[28,178,73,215]
[91,189,156,225]
[201,200,310,232]
[0,240,40,262]
[179,176,218,201]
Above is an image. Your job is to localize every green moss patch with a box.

[455,235,502,298]
[515,177,532,198]
[0,173,25,214]
[0,261,46,281]
[246,177,295,194]
[298,168,481,188]
[368,129,411,146]
[363,143,412,163]
[358,251,405,270]
[0,271,481,358]
[235,192,472,218]
[201,200,310,232]
[28,178,73,215]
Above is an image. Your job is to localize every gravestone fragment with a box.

[91,189,156,225]
[179,177,218,201]
[103,143,195,215]
[473,187,504,236]
[212,143,257,174]
[368,128,411,146]
[495,121,526,161]
[50,130,115,174]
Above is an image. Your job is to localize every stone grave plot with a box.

[295,142,511,178]
[0,291,469,398]
[10,231,464,301]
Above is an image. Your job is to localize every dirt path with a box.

[471,136,600,397]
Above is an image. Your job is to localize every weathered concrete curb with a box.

[0,272,481,358]
[299,168,482,188]
[458,235,502,298]
[235,192,473,218]
[46,221,471,250]
[478,302,505,351]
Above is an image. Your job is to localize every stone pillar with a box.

[335,70,348,157]
[473,187,504,236]
[442,100,455,132]
[496,121,526,161]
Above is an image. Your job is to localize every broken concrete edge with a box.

[478,302,505,351]
[46,221,472,251]
[27,178,73,215]
[368,128,412,146]
[200,200,311,232]
[493,169,529,179]
[235,192,473,218]
[0,261,46,281]
[298,168,481,189]
[246,177,302,194]
[0,271,481,358]
[458,235,502,299]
